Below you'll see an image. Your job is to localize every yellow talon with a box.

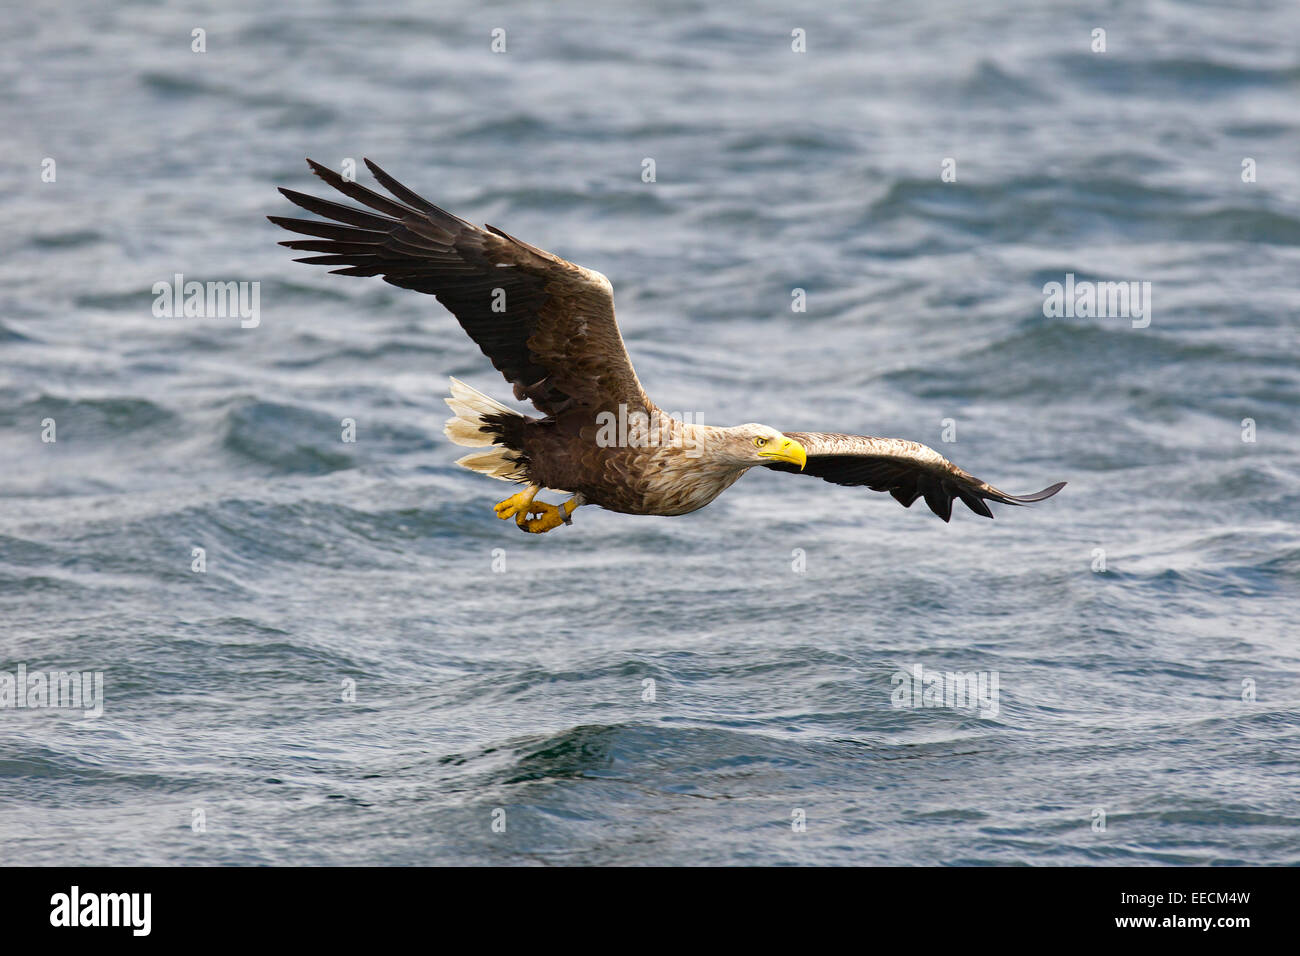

[493,486,538,522]
[494,487,580,534]
[519,501,566,534]
[511,496,582,534]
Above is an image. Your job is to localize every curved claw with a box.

[494,488,580,534]
[494,487,538,522]
[518,500,566,534]
[518,497,581,534]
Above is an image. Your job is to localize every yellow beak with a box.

[759,436,807,470]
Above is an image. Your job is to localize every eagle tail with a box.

[444,378,531,482]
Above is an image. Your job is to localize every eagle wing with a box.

[764,432,1065,522]
[269,158,649,417]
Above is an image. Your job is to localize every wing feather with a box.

[765,432,1065,522]
[270,158,649,416]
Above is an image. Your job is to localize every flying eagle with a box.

[271,159,1065,533]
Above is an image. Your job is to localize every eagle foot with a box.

[494,486,539,523]
[494,486,580,534]
[516,498,578,534]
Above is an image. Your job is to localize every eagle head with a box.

[721,424,807,470]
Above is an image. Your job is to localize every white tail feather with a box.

[443,378,528,482]
[454,449,527,480]
[443,377,516,447]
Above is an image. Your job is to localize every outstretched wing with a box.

[764,432,1065,522]
[269,158,649,417]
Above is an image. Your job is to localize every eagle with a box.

[271,159,1065,534]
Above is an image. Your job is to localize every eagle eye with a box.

[753,437,768,448]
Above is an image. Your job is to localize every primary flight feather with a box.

[271,158,1065,533]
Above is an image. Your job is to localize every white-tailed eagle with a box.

[271,159,1065,533]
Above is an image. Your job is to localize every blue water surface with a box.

[1,0,1298,864]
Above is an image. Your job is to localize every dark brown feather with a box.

[270,158,650,418]
[766,431,1065,521]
